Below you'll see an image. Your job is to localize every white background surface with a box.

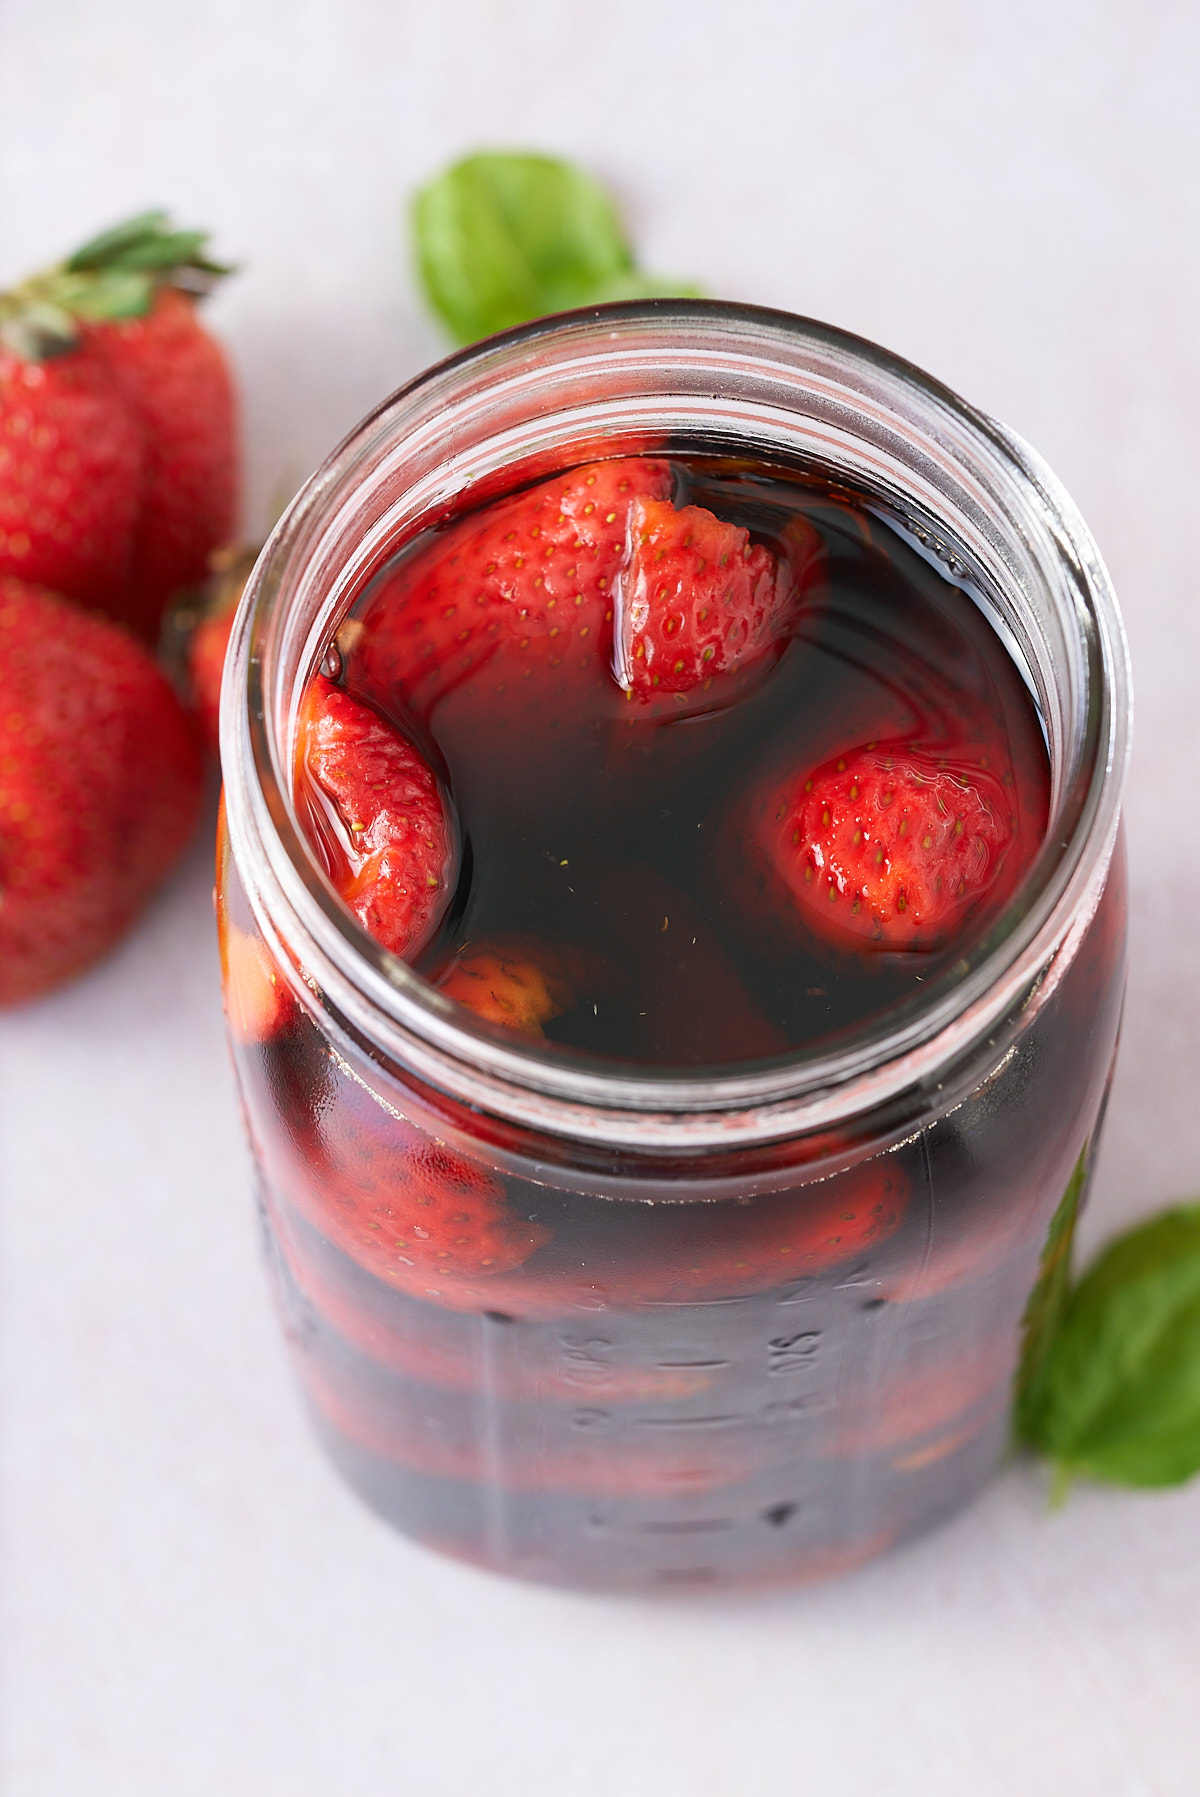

[2,3,1200,1792]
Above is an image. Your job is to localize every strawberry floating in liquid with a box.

[296,673,456,958]
[751,738,1042,952]
[613,493,809,708]
[318,460,1050,1057]
[431,940,572,1037]
[351,456,672,726]
[507,1158,911,1312]
[296,1093,548,1299]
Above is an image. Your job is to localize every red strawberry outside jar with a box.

[217,303,1128,1591]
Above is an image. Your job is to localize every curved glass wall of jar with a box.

[219,303,1130,1589]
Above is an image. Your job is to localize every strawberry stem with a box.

[65,211,231,281]
[64,210,173,268]
[0,211,233,362]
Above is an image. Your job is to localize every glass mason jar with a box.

[218,303,1129,1591]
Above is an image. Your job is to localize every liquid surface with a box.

[318,457,1049,1068]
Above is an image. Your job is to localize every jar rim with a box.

[221,299,1131,1150]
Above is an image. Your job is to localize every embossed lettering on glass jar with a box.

[219,303,1129,1590]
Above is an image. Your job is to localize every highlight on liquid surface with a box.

[293,452,1051,1069]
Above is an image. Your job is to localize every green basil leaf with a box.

[1019,1203,1200,1488]
[413,152,697,345]
[587,269,705,305]
[1013,1150,1086,1442]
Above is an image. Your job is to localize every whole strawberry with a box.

[0,211,238,641]
[0,577,203,1004]
[0,350,143,616]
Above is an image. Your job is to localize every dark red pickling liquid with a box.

[325,453,1050,1065]
[238,451,1124,1591]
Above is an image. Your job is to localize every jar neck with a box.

[221,301,1130,1153]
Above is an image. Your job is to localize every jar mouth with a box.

[221,300,1130,1148]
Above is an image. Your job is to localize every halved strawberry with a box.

[322,1139,541,1284]
[295,1083,549,1293]
[219,922,296,1045]
[620,1160,909,1302]
[489,1160,909,1315]
[214,794,298,1043]
[753,741,1037,951]
[296,674,455,957]
[185,543,258,753]
[351,456,672,721]
[828,1338,1011,1459]
[300,1357,749,1496]
[270,1224,714,1400]
[432,941,571,1036]
[613,495,799,701]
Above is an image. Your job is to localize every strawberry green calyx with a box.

[0,211,233,362]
